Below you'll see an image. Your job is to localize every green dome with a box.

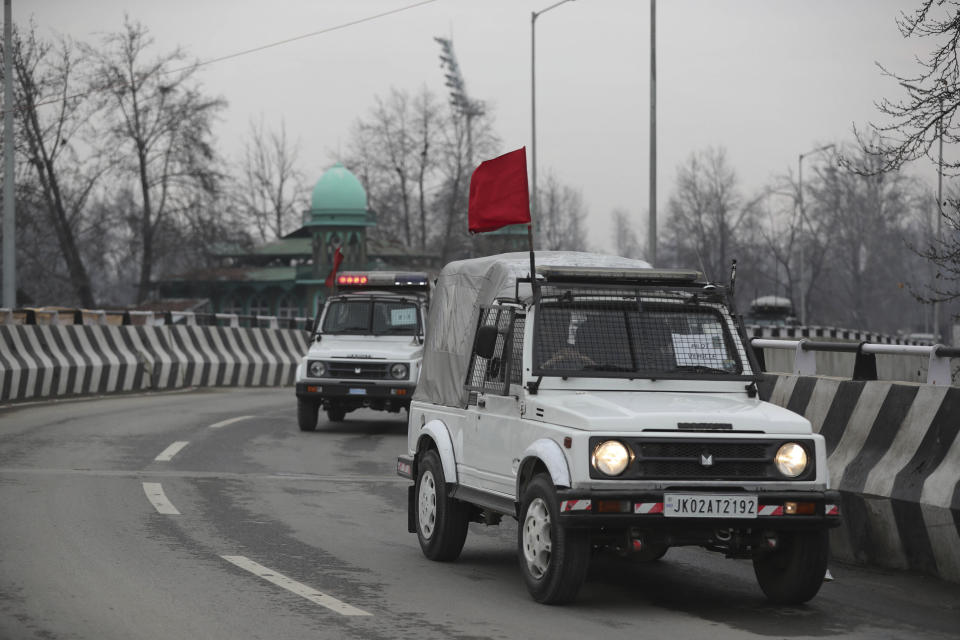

[311,163,367,211]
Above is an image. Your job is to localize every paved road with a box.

[1,388,957,639]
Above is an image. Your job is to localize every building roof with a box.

[165,266,297,283]
[311,162,367,212]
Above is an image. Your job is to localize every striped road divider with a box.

[762,374,960,583]
[0,325,308,403]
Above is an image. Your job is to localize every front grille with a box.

[589,437,815,481]
[326,361,391,379]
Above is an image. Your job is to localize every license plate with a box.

[348,388,367,395]
[664,494,757,518]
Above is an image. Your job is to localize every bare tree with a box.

[857,0,960,305]
[611,208,643,259]
[8,26,105,307]
[236,117,304,242]
[346,85,498,261]
[663,147,760,282]
[537,172,587,251]
[351,88,418,247]
[809,146,927,331]
[85,18,225,303]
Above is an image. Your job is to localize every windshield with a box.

[320,299,420,335]
[533,296,747,378]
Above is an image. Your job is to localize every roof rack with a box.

[536,265,704,285]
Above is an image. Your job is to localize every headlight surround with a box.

[774,442,808,477]
[591,440,632,476]
[390,363,408,380]
[308,361,326,377]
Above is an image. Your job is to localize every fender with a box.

[418,419,458,484]
[517,438,571,495]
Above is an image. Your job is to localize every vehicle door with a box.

[462,306,525,496]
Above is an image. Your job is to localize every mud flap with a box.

[407,484,416,533]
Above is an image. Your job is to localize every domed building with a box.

[156,162,435,319]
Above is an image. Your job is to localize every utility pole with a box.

[797,143,834,326]
[2,0,14,309]
[648,0,657,267]
[531,0,575,251]
[934,98,944,341]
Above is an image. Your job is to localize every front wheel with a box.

[297,398,318,431]
[415,449,469,561]
[753,530,829,604]
[518,475,590,604]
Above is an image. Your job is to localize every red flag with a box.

[324,247,344,289]
[468,147,531,233]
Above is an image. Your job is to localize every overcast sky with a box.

[21,0,932,254]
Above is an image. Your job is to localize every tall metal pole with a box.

[797,143,834,327]
[531,10,538,247]
[798,154,805,326]
[934,100,944,340]
[648,0,657,266]
[2,0,14,309]
[531,0,575,251]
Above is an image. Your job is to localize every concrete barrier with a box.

[0,325,308,403]
[763,374,960,583]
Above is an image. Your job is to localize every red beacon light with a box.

[337,274,368,285]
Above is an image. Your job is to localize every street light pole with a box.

[649,0,657,266]
[797,143,834,327]
[2,0,15,310]
[934,98,944,340]
[531,0,575,249]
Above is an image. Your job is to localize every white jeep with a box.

[397,252,840,604]
[295,272,429,429]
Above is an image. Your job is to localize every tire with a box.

[753,529,829,604]
[518,474,590,604]
[326,406,346,422]
[415,449,469,561]
[297,398,318,432]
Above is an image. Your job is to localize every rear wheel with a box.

[415,449,469,561]
[297,398,318,432]
[326,406,346,422]
[753,530,829,604]
[518,474,590,604]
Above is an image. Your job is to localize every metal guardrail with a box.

[751,338,960,386]
[0,307,313,330]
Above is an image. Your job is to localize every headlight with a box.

[390,363,408,380]
[308,361,326,377]
[774,442,808,477]
[591,440,631,476]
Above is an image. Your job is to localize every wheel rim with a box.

[522,497,552,579]
[418,470,437,539]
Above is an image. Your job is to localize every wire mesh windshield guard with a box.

[531,285,752,379]
[466,306,525,396]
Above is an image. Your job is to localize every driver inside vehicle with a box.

[542,343,596,368]
[542,314,599,369]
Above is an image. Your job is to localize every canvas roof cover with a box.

[415,251,653,408]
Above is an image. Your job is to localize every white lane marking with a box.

[142,482,181,515]
[221,555,371,617]
[209,415,255,429]
[154,441,189,462]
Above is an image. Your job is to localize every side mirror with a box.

[474,325,499,360]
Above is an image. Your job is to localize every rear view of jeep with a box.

[295,272,429,429]
[398,252,840,605]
